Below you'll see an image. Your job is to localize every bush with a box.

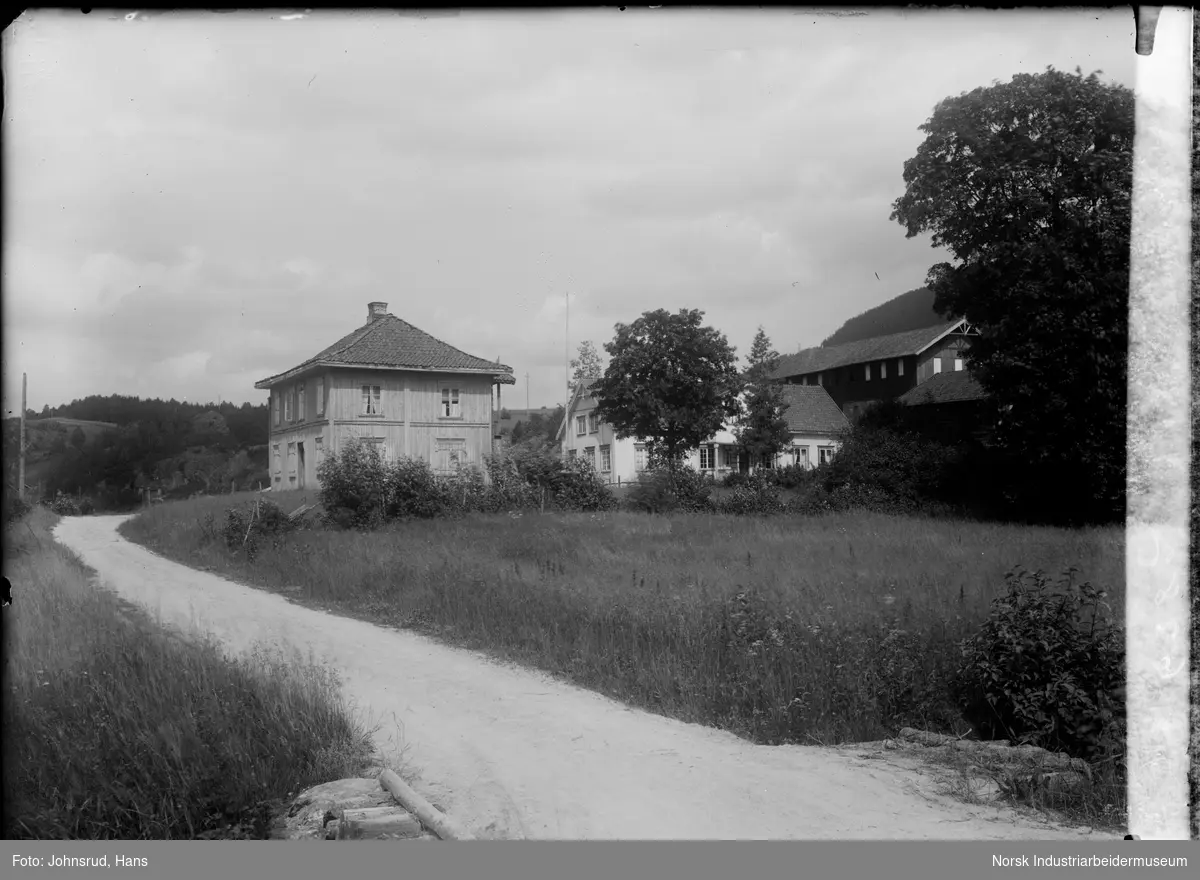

[768,463,818,490]
[712,483,786,516]
[626,465,712,514]
[44,492,82,517]
[316,438,389,529]
[5,493,32,524]
[384,457,446,521]
[222,499,297,560]
[951,567,1124,762]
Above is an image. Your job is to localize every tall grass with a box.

[122,495,1123,748]
[3,505,377,840]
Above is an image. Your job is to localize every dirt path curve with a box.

[55,516,1099,841]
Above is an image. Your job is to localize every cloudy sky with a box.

[3,7,1135,414]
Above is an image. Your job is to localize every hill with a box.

[5,395,270,511]
[819,287,950,348]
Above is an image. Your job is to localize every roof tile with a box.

[256,313,515,388]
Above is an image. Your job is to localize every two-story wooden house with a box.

[254,302,515,491]
[770,319,981,422]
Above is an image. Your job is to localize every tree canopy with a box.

[568,341,605,396]
[891,67,1134,522]
[590,308,741,469]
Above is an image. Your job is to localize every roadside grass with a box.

[120,497,1123,752]
[3,505,378,840]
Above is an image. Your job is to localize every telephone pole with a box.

[525,372,530,411]
[19,373,27,501]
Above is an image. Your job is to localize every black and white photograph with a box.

[2,5,1194,857]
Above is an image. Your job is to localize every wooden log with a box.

[378,769,475,841]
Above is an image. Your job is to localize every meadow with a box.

[3,504,379,839]
[121,491,1124,747]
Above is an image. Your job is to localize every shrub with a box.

[626,465,712,514]
[222,499,296,560]
[437,464,488,518]
[5,493,32,524]
[383,457,446,521]
[768,463,818,490]
[712,483,786,516]
[951,566,1124,762]
[316,438,389,529]
[552,456,617,512]
[44,492,81,517]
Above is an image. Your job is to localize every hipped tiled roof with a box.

[255,312,515,388]
[897,370,987,406]
[772,321,963,380]
[778,384,850,435]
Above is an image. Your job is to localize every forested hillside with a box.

[4,395,270,511]
[819,287,949,347]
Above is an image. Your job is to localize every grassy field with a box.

[121,491,1124,749]
[3,504,379,840]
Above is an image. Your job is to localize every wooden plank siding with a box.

[266,368,496,482]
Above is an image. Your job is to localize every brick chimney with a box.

[368,301,389,322]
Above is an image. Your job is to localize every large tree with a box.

[734,327,791,471]
[890,67,1134,523]
[590,308,741,472]
[568,340,605,396]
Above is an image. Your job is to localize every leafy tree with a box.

[568,340,605,395]
[734,327,791,471]
[890,67,1133,523]
[591,308,741,473]
[69,426,86,450]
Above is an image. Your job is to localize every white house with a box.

[557,380,849,483]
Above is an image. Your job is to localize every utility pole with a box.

[525,372,530,411]
[19,373,27,501]
[564,289,570,407]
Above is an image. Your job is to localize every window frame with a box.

[316,376,326,417]
[587,413,599,434]
[699,445,714,471]
[881,361,887,380]
[273,393,281,426]
[362,384,382,416]
[634,443,646,472]
[954,357,963,372]
[284,388,293,422]
[865,363,871,381]
[897,359,905,377]
[575,415,587,437]
[600,444,611,473]
[297,381,306,421]
[818,446,835,466]
[440,387,461,419]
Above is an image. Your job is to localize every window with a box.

[362,385,381,415]
[699,445,714,470]
[284,388,293,422]
[818,446,835,466]
[865,363,871,381]
[575,415,586,437]
[440,388,460,418]
[933,358,942,375]
[600,444,611,472]
[316,377,325,417]
[436,439,466,471]
[314,437,323,459]
[587,413,599,434]
[297,382,306,421]
[287,442,297,475]
[724,446,740,469]
[273,394,281,426]
[816,372,822,386]
[568,448,578,459]
[584,446,596,468]
[794,446,809,466]
[634,443,647,471]
[881,361,887,380]
[272,443,281,474]
[897,359,905,377]
[954,358,963,372]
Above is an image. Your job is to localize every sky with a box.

[3,7,1136,414]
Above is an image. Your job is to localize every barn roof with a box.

[897,369,987,406]
[255,311,515,389]
[771,320,967,380]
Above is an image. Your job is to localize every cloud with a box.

[3,8,1136,413]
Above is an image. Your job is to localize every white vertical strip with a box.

[1126,4,1193,841]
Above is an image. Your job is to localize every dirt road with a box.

[54,515,1099,840]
